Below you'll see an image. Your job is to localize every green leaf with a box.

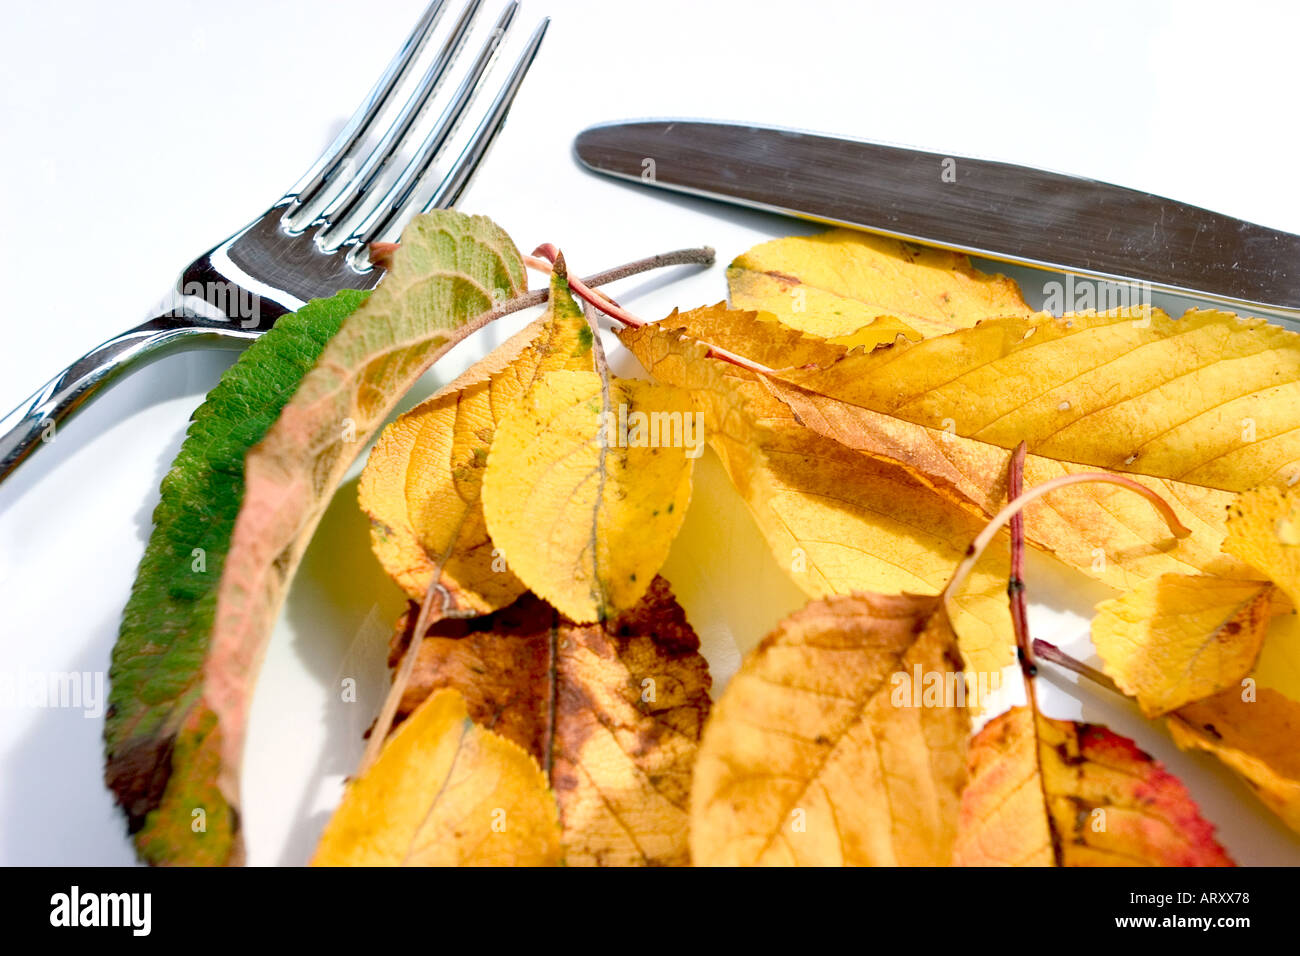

[107,210,527,865]
[106,288,368,865]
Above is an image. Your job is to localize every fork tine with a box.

[333,3,526,251]
[350,16,550,256]
[420,18,550,215]
[284,0,449,226]
[315,0,489,244]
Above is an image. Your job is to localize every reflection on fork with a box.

[0,0,548,482]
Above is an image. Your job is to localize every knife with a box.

[573,119,1300,320]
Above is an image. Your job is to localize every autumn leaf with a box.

[312,688,562,866]
[1035,635,1300,839]
[390,576,711,866]
[954,706,1234,867]
[727,229,1034,342]
[775,307,1300,493]
[766,374,1242,593]
[1092,574,1278,716]
[481,368,695,623]
[359,266,594,615]
[111,211,528,866]
[105,287,368,866]
[622,311,1020,677]
[687,439,1192,867]
[1224,483,1300,607]
[689,592,970,866]
[1167,686,1300,834]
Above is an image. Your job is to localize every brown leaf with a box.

[391,576,711,866]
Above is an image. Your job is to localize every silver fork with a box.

[0,0,548,482]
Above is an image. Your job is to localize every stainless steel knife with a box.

[573,119,1300,320]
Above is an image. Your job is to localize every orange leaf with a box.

[955,706,1233,866]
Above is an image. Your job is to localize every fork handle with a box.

[0,314,216,483]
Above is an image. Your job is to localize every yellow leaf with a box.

[359,268,593,614]
[392,576,711,866]
[954,706,1233,866]
[1092,574,1277,716]
[777,307,1300,493]
[768,375,1244,592]
[727,229,1034,341]
[1168,687,1300,835]
[620,315,1015,678]
[481,369,695,622]
[312,688,562,866]
[689,592,970,866]
[1256,611,1300,701]
[1224,483,1300,608]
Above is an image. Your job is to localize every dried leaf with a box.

[727,229,1034,341]
[777,307,1300,492]
[481,368,695,622]
[954,706,1233,866]
[622,312,1021,678]
[767,374,1244,591]
[359,268,593,614]
[1168,687,1300,834]
[1092,574,1277,716]
[392,576,711,866]
[312,688,562,866]
[689,592,970,866]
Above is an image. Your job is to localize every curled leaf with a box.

[105,288,368,865]
[392,576,711,866]
[312,688,562,866]
[690,592,970,866]
[954,706,1233,867]
[121,211,527,865]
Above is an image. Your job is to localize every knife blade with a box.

[573,119,1300,319]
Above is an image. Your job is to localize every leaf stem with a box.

[1005,443,1038,704]
[526,245,777,377]
[1032,639,1124,695]
[943,471,1190,607]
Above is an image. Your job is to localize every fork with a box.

[0,0,548,483]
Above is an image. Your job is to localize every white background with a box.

[2,0,1299,866]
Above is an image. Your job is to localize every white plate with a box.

[3,0,1299,866]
